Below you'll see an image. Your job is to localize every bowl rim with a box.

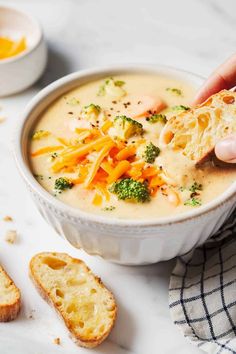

[13,63,236,228]
[0,5,44,64]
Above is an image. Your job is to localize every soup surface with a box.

[29,73,236,219]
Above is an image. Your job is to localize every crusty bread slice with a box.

[160,90,236,163]
[0,265,21,322]
[29,252,117,348]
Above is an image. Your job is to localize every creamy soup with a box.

[29,74,236,219]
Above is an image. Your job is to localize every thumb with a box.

[215,135,236,163]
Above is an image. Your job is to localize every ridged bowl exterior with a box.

[28,184,236,265]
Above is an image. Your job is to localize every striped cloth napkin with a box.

[169,209,236,354]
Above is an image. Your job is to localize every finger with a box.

[215,135,236,163]
[193,54,236,105]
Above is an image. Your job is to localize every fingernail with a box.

[215,137,236,162]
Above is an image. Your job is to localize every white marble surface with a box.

[0,0,235,353]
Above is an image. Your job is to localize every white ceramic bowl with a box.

[0,6,47,96]
[13,65,236,265]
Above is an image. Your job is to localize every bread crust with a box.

[29,252,117,348]
[160,90,236,164]
[195,148,214,167]
[0,265,21,322]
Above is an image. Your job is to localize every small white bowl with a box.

[0,6,47,96]
[13,65,236,265]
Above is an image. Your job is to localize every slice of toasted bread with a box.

[0,265,21,322]
[29,252,117,348]
[160,90,236,163]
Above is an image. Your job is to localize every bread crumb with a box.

[28,309,36,319]
[3,216,13,222]
[5,230,17,244]
[53,338,61,345]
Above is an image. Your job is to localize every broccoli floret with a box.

[102,206,116,211]
[146,114,167,124]
[66,97,80,105]
[143,142,160,164]
[83,103,101,114]
[97,77,126,97]
[113,115,143,139]
[32,130,50,140]
[184,197,202,207]
[166,88,182,96]
[114,80,125,87]
[80,103,101,125]
[54,177,73,192]
[110,178,150,203]
[171,105,190,112]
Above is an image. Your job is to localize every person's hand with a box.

[214,135,236,163]
[193,54,236,163]
[193,54,236,105]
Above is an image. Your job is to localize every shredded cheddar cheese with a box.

[31,103,169,206]
[92,193,103,206]
[31,122,167,205]
[115,146,136,161]
[84,142,115,188]
[0,36,26,60]
[107,160,131,184]
[31,145,64,157]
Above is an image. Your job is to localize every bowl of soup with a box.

[14,65,236,264]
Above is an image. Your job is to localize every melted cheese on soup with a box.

[29,74,236,219]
